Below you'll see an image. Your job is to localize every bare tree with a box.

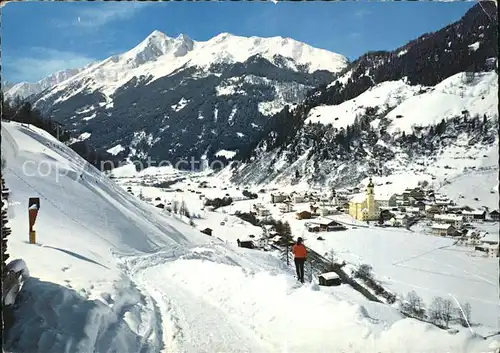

[403,291,426,318]
[429,297,454,327]
[457,302,472,327]
[442,298,455,328]
[355,264,373,280]
[179,200,187,216]
[428,297,444,325]
[325,249,337,266]
[172,200,179,214]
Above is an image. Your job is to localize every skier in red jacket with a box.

[291,237,307,283]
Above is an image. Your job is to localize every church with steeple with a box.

[348,177,384,221]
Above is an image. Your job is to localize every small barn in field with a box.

[239,240,255,249]
[305,217,346,232]
[318,272,342,286]
[201,228,213,236]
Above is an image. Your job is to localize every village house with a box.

[256,207,271,217]
[414,200,427,211]
[405,206,421,215]
[269,235,282,245]
[434,214,464,228]
[425,205,442,218]
[319,207,339,217]
[489,209,500,222]
[270,193,288,204]
[409,188,426,202]
[279,202,294,213]
[461,210,486,222]
[292,194,307,203]
[305,217,346,232]
[475,243,499,257]
[296,210,312,220]
[431,223,457,237]
[348,178,391,221]
[394,214,409,227]
[446,205,463,214]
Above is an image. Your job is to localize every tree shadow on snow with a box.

[4,278,154,353]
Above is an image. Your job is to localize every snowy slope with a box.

[438,169,499,210]
[306,72,498,134]
[306,80,424,128]
[2,121,498,353]
[386,72,498,134]
[33,31,348,105]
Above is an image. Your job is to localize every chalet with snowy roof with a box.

[279,202,294,213]
[394,214,409,227]
[257,207,271,217]
[446,205,463,214]
[263,224,276,233]
[475,243,499,257]
[292,194,307,203]
[318,272,341,286]
[270,193,288,204]
[404,207,421,215]
[425,205,442,218]
[319,207,339,217]
[348,178,391,221]
[488,209,500,221]
[461,210,486,222]
[305,217,346,232]
[434,214,464,228]
[431,223,457,237]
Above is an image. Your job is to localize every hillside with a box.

[15,32,348,164]
[228,2,498,188]
[2,121,499,352]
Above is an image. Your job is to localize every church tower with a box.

[366,177,375,219]
[330,187,337,206]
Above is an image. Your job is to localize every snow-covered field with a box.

[5,121,499,352]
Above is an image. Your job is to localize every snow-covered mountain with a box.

[2,120,498,353]
[5,66,92,100]
[25,31,347,163]
[2,80,15,92]
[228,2,498,188]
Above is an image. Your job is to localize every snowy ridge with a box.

[5,64,93,100]
[32,31,347,106]
[2,120,497,352]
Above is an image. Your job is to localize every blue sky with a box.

[2,1,475,83]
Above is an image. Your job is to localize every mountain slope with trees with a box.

[229,2,498,187]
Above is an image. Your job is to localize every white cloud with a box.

[56,2,151,29]
[353,9,371,19]
[3,48,96,83]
